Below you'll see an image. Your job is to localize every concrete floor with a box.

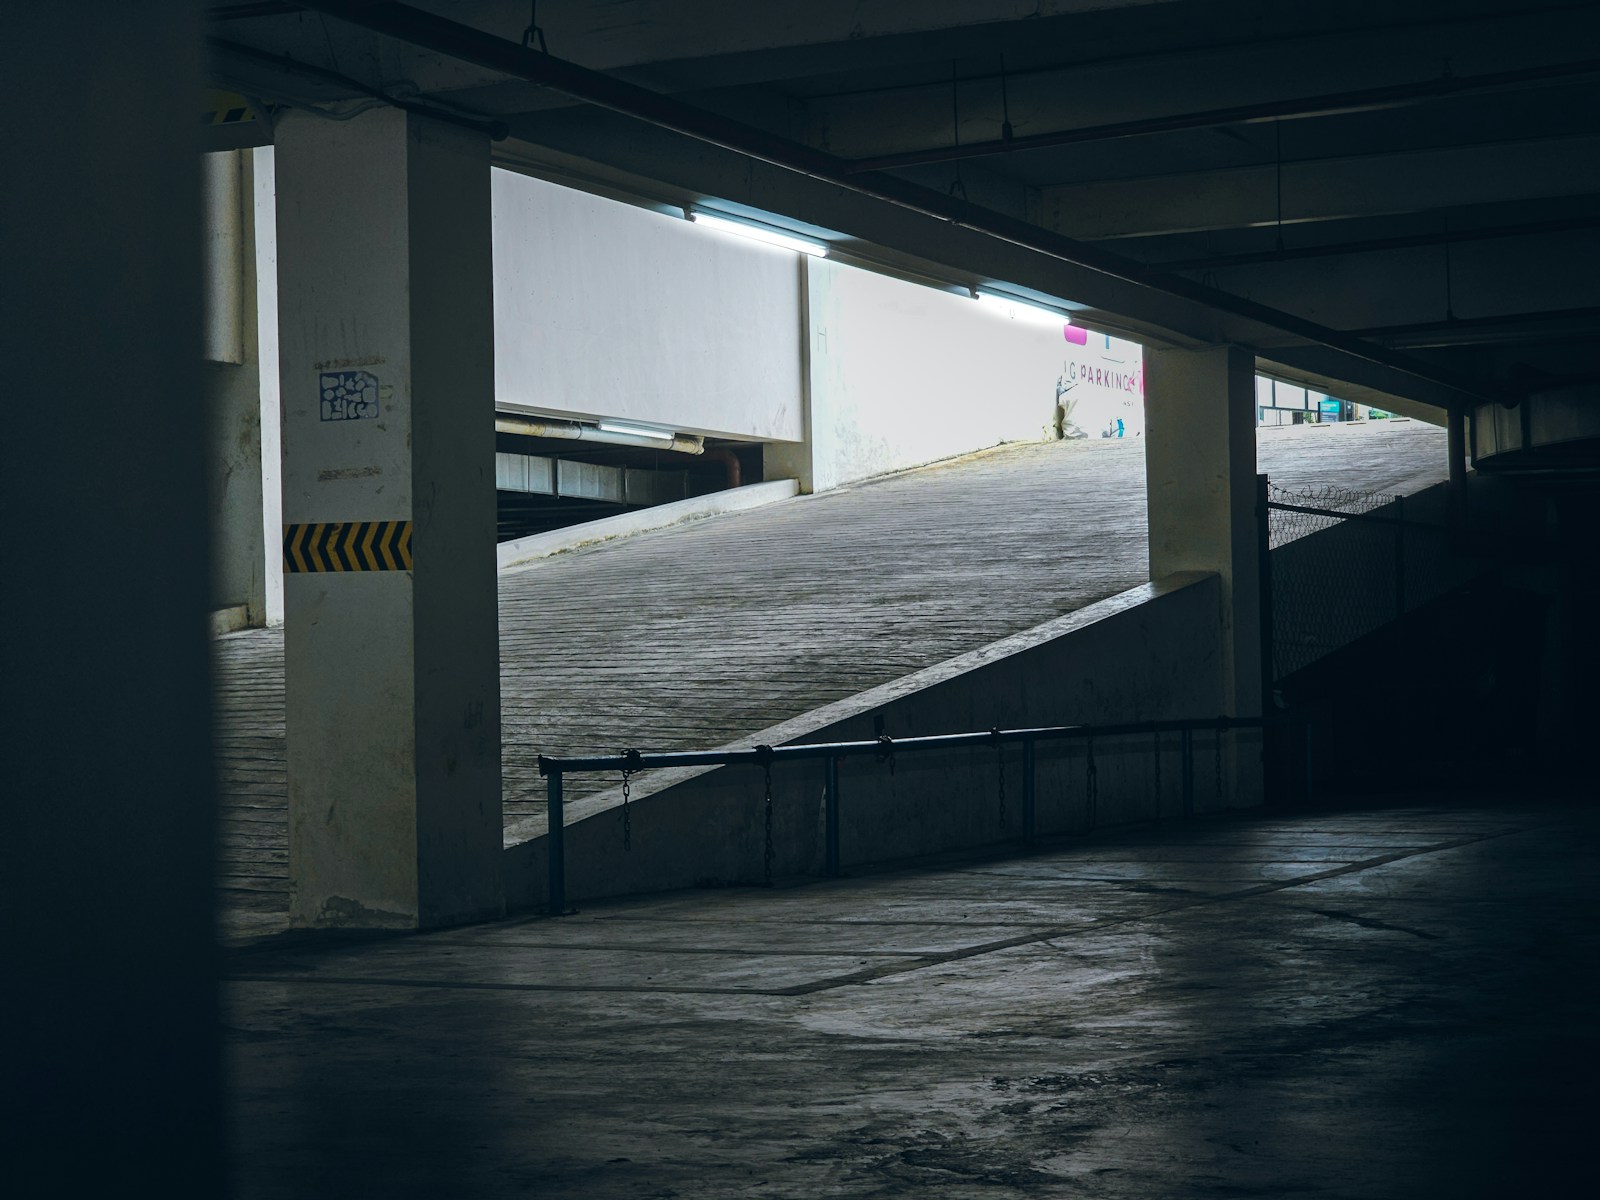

[214,420,1446,939]
[226,793,1597,1198]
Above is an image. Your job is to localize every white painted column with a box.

[203,149,266,630]
[1144,345,1263,805]
[254,145,285,627]
[275,107,502,930]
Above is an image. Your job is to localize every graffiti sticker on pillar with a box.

[320,370,381,421]
[283,521,412,573]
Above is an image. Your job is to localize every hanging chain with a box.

[756,745,775,888]
[620,768,633,851]
[1086,734,1099,829]
[875,733,896,776]
[994,730,1007,828]
[521,1,548,53]
[999,52,1014,142]
[948,58,969,203]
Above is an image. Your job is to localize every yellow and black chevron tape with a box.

[283,521,412,574]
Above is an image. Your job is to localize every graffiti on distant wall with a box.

[1053,328,1144,440]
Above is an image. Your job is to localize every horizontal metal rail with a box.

[536,715,1264,915]
[537,715,1260,777]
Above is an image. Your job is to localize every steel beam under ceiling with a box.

[844,58,1600,173]
[282,0,1501,412]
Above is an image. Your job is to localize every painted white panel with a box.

[804,259,1144,491]
[254,145,284,626]
[492,171,804,442]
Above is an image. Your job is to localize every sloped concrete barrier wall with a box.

[1270,481,1487,680]
[505,572,1236,908]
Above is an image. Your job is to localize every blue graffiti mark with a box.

[319,370,380,422]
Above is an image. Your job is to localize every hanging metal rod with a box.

[845,57,1600,173]
[287,0,1498,410]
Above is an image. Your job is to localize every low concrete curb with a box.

[209,604,251,636]
[498,479,800,571]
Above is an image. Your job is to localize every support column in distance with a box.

[275,107,502,929]
[203,148,267,630]
[1144,344,1263,807]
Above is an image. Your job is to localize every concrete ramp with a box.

[496,437,1156,824]
[505,572,1226,907]
[214,420,1448,935]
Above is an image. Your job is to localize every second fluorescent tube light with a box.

[689,212,828,257]
[975,290,1071,327]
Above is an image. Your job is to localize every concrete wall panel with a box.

[492,171,804,441]
[787,257,1144,492]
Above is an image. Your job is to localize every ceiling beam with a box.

[844,58,1600,173]
[1176,228,1600,332]
[1151,215,1600,272]
[291,0,1500,412]
[1038,136,1600,240]
[798,5,1596,161]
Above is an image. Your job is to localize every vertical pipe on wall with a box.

[824,755,841,877]
[547,772,567,915]
[1021,738,1036,842]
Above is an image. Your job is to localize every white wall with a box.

[254,146,283,626]
[203,150,265,626]
[492,171,804,441]
[779,257,1145,492]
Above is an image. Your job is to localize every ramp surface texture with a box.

[216,421,1444,937]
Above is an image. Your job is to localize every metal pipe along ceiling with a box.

[290,0,1499,411]
[494,414,705,455]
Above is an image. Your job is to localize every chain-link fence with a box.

[1266,481,1471,682]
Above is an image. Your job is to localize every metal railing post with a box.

[1181,727,1194,818]
[824,755,841,877]
[1021,737,1036,842]
[547,770,567,915]
[1394,492,1406,620]
[1258,474,1278,807]
[1303,717,1315,806]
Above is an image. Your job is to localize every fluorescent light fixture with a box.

[596,421,674,441]
[689,211,828,257]
[975,290,1071,327]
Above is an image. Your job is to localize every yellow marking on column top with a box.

[287,524,308,574]
[309,523,327,572]
[342,522,363,572]
[359,521,380,571]
[325,523,345,572]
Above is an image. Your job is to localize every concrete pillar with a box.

[275,107,503,930]
[1,4,222,1193]
[763,254,817,492]
[1145,345,1263,803]
[204,149,267,630]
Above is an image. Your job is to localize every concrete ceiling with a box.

[206,0,1600,421]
